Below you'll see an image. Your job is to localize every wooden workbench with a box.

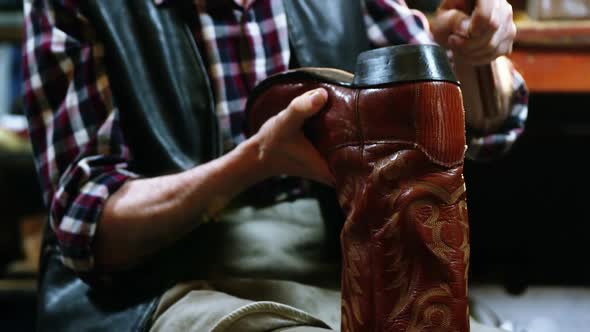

[510,12,590,93]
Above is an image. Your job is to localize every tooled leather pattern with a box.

[246,76,470,332]
[330,144,469,332]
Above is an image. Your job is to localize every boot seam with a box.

[324,141,464,168]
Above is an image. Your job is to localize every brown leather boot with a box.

[246,45,470,332]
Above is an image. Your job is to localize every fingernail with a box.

[448,35,463,49]
[458,19,470,37]
[310,89,326,107]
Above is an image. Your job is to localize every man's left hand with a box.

[430,0,517,65]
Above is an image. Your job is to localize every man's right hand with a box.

[429,0,516,65]
[248,88,335,187]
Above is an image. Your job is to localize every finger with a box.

[496,38,514,56]
[466,35,507,59]
[460,14,498,52]
[299,156,336,186]
[448,33,467,50]
[450,44,494,65]
[475,2,515,54]
[452,4,515,57]
[469,0,501,37]
[449,29,495,54]
[465,15,515,58]
[282,88,328,129]
[461,48,501,65]
[435,9,471,39]
[305,161,336,187]
[495,5,517,55]
[497,13,517,54]
[290,135,336,186]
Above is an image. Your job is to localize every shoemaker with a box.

[24,0,527,331]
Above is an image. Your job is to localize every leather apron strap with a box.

[283,0,371,72]
[83,0,220,175]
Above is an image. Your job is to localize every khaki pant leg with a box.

[150,288,331,332]
[276,319,508,332]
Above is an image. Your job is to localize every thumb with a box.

[432,9,471,46]
[296,136,336,186]
[283,88,328,130]
[445,9,471,38]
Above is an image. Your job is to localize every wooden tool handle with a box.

[463,0,501,122]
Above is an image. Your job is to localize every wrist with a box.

[179,138,267,219]
[242,132,279,179]
[229,135,270,185]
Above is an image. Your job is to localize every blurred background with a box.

[1,0,590,331]
[0,0,44,331]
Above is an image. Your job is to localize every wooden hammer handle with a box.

[463,0,501,122]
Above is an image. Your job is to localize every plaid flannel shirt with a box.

[23,0,528,273]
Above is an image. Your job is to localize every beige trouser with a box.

[148,199,507,332]
[149,279,337,331]
[149,280,506,332]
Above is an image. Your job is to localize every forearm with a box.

[95,87,331,271]
[95,139,262,270]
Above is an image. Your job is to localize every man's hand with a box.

[97,89,333,270]
[430,0,516,65]
[250,88,335,186]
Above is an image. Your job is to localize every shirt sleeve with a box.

[23,0,139,273]
[362,0,435,46]
[465,67,529,161]
[362,0,529,161]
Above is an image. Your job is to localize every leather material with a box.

[246,45,470,331]
[82,0,220,175]
[37,249,159,332]
[353,44,458,86]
